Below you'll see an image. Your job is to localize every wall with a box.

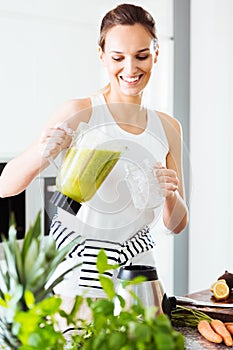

[0,1,100,155]
[189,0,233,291]
[0,1,175,293]
[0,0,173,155]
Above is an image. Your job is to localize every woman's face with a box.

[99,24,158,98]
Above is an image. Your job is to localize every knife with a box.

[175,296,233,308]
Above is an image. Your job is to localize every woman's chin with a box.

[120,87,144,98]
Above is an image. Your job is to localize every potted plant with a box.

[0,214,185,349]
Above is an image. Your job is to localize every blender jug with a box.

[50,122,125,215]
[114,265,176,318]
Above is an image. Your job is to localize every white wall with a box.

[0,0,173,155]
[0,1,175,293]
[0,1,100,155]
[189,0,233,292]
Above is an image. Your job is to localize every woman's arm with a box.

[156,112,189,234]
[0,98,91,198]
[0,141,49,197]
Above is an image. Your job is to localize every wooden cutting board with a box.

[178,289,233,322]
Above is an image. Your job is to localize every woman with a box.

[0,4,188,301]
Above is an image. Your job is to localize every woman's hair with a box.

[99,3,158,51]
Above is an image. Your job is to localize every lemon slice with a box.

[212,280,230,300]
[210,279,226,292]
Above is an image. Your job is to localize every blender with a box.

[114,265,176,318]
[50,122,125,215]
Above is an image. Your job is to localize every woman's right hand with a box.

[39,122,73,159]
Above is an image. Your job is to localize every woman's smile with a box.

[119,74,143,84]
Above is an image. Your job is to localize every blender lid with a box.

[117,265,159,281]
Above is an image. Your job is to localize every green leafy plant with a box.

[66,249,185,350]
[0,212,79,349]
[0,214,185,350]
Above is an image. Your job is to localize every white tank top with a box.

[58,93,169,243]
[53,94,169,298]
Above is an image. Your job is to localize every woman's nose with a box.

[124,57,138,75]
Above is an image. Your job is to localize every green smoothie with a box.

[56,147,121,202]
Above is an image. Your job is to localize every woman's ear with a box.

[98,46,105,65]
[153,46,159,64]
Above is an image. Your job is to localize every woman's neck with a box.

[104,85,143,106]
[102,88,147,134]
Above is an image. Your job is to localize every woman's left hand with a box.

[154,162,179,199]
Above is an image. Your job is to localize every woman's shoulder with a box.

[62,97,92,117]
[154,111,183,152]
[46,97,92,129]
[155,110,182,136]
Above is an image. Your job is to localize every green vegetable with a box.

[171,305,212,328]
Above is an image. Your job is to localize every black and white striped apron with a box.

[50,215,156,291]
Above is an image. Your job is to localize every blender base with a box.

[50,190,82,215]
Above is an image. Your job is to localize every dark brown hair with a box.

[99,3,158,51]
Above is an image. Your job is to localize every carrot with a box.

[211,319,233,346]
[224,322,233,336]
[197,320,222,344]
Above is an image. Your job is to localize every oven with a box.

[0,163,25,240]
[25,173,57,237]
[0,161,58,239]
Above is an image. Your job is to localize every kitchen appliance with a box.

[0,163,25,240]
[50,122,125,215]
[114,265,176,317]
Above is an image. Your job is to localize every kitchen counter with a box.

[63,289,233,349]
[64,326,229,349]
[177,326,231,349]
[176,289,233,349]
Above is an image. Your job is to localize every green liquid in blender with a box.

[56,147,121,202]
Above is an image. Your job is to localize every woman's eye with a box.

[137,55,149,61]
[112,57,123,62]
